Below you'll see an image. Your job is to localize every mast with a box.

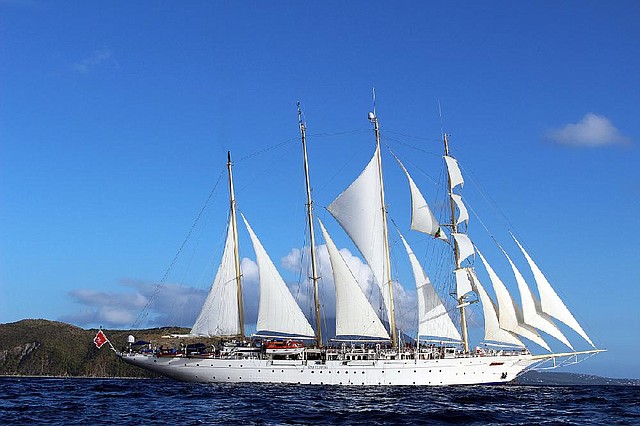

[298,102,322,347]
[227,151,245,339]
[368,107,398,348]
[443,134,469,352]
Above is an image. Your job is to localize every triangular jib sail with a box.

[501,248,574,350]
[470,269,524,347]
[476,250,550,351]
[512,234,595,348]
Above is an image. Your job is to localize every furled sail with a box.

[395,157,444,239]
[512,235,595,348]
[444,155,464,190]
[318,219,390,340]
[476,250,550,351]
[399,232,461,341]
[327,145,391,325]
[469,269,524,347]
[502,249,574,350]
[242,214,315,338]
[190,220,240,337]
[450,194,469,225]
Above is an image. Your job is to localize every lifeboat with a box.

[264,339,305,356]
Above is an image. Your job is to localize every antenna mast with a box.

[298,102,323,347]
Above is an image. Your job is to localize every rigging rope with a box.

[131,168,225,329]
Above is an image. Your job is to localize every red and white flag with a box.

[94,330,109,349]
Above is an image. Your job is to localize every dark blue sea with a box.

[0,378,638,425]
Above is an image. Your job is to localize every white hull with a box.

[119,352,537,386]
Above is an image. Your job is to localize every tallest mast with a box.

[298,102,322,347]
[368,102,399,349]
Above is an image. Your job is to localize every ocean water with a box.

[0,378,638,425]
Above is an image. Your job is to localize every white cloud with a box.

[72,48,116,74]
[547,113,630,147]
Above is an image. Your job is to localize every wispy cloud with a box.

[72,48,116,74]
[546,113,630,147]
[60,280,208,329]
[62,244,420,335]
[61,257,262,330]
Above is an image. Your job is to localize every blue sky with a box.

[1,1,638,378]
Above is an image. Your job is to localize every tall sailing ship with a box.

[118,104,603,385]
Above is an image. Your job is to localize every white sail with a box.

[327,145,391,325]
[318,220,389,340]
[512,235,595,348]
[399,232,460,341]
[450,194,469,225]
[452,233,474,264]
[502,249,574,350]
[476,250,550,351]
[190,220,240,337]
[396,157,442,238]
[455,267,475,298]
[444,155,464,189]
[242,215,315,338]
[469,269,524,347]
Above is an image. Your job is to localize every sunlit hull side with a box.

[119,352,537,386]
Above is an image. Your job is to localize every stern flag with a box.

[94,330,109,349]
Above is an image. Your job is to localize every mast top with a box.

[297,101,304,127]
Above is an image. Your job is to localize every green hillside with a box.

[0,319,199,377]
